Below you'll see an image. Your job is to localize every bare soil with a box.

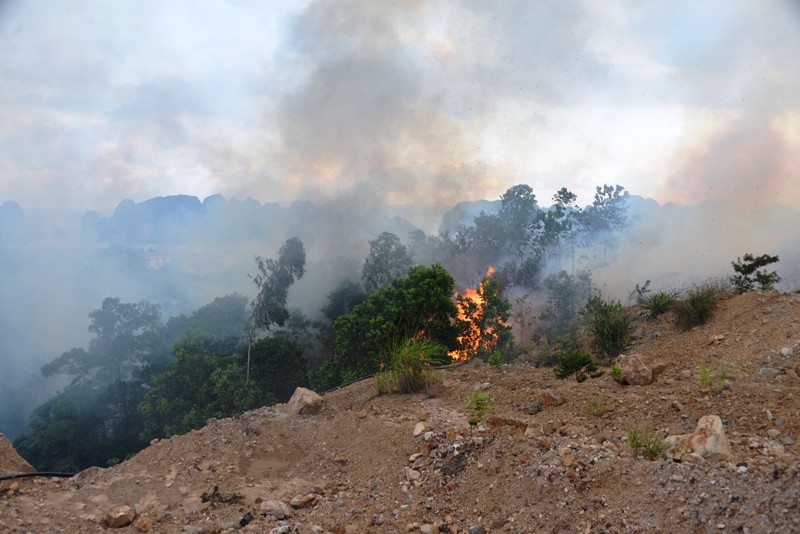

[2,290,799,533]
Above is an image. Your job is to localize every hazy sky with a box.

[1,0,798,211]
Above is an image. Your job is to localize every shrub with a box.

[535,332,581,368]
[731,253,781,293]
[641,290,679,318]
[466,391,492,427]
[611,364,623,381]
[374,338,445,394]
[554,349,604,382]
[584,297,632,362]
[487,350,504,370]
[627,429,666,460]
[673,284,719,331]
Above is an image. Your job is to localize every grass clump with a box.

[611,364,623,381]
[641,290,679,318]
[673,284,720,331]
[627,429,667,460]
[375,338,444,394]
[584,296,632,362]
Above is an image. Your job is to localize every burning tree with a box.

[450,267,513,361]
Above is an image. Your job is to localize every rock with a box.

[468,526,487,534]
[0,432,35,474]
[558,446,577,467]
[290,493,319,509]
[260,499,294,519]
[413,422,426,436]
[287,387,324,416]
[440,454,468,476]
[134,517,153,533]
[665,415,733,462]
[617,353,655,386]
[106,504,137,528]
[405,467,421,482]
[372,513,385,526]
[420,524,434,534]
[780,347,794,357]
[540,388,565,406]
[759,368,780,378]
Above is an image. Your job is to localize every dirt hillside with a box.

[2,290,799,533]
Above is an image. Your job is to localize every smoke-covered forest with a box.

[2,184,800,472]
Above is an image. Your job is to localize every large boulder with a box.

[287,387,324,416]
[665,415,733,462]
[616,353,666,386]
[0,432,35,475]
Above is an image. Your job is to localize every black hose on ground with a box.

[0,471,76,482]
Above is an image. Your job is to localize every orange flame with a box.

[449,266,497,362]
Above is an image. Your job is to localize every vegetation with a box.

[538,270,594,339]
[553,349,604,382]
[12,181,635,472]
[698,363,712,390]
[362,232,413,293]
[374,338,444,394]
[318,264,459,389]
[730,253,781,293]
[466,391,492,427]
[611,365,623,381]
[640,289,679,318]
[487,350,504,370]
[583,296,632,362]
[627,429,667,460]
[673,284,720,331]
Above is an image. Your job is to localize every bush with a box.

[731,253,781,293]
[487,350,504,369]
[535,332,581,368]
[673,284,719,331]
[641,290,679,318]
[466,391,492,427]
[374,338,445,394]
[554,349,604,382]
[584,297,631,362]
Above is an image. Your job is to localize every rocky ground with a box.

[2,290,800,534]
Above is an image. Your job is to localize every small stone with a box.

[423,431,434,441]
[767,429,781,438]
[8,481,19,492]
[759,368,780,378]
[413,423,426,437]
[468,526,487,534]
[106,505,136,528]
[405,467,421,482]
[134,517,153,533]
[541,388,565,406]
[372,513,385,526]
[289,493,318,509]
[260,499,294,519]
[420,524,434,534]
[558,446,576,467]
[780,347,794,357]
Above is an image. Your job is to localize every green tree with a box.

[42,297,164,385]
[249,237,306,381]
[319,264,458,388]
[361,232,413,293]
[539,270,594,339]
[251,237,306,331]
[139,331,261,439]
[730,253,781,293]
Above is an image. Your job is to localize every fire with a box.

[449,266,501,362]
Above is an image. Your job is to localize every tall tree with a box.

[361,232,413,293]
[251,237,306,332]
[248,237,306,381]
